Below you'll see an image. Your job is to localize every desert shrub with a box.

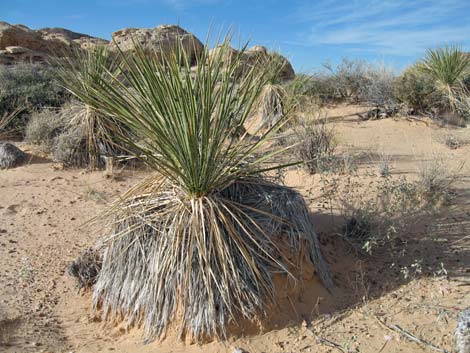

[359,65,397,109]
[25,108,67,149]
[292,114,337,174]
[394,66,443,114]
[323,58,370,102]
[417,157,462,202]
[0,63,68,133]
[60,38,332,341]
[52,126,88,167]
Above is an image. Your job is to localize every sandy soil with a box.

[1,104,469,353]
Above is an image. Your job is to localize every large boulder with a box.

[38,27,109,50]
[243,45,295,81]
[0,21,68,55]
[110,25,204,64]
[0,142,26,169]
[208,44,295,81]
[0,21,108,64]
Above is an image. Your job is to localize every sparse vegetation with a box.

[0,63,68,134]
[320,155,462,255]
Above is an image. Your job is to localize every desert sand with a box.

[1,105,469,352]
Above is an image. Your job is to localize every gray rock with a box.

[110,25,204,65]
[0,142,26,169]
[456,308,470,353]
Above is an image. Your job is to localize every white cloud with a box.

[292,0,470,55]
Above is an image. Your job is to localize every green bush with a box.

[0,63,69,134]
[394,66,444,114]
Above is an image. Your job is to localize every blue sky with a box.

[2,0,470,72]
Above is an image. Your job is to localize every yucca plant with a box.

[67,37,333,341]
[254,53,291,129]
[417,45,470,111]
[53,46,127,168]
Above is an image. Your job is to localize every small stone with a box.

[232,348,247,353]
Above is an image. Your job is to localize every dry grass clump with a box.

[417,157,463,202]
[59,37,332,342]
[290,112,338,174]
[67,248,102,290]
[52,126,88,167]
[0,110,22,140]
[25,108,67,149]
[26,100,126,168]
[295,121,336,174]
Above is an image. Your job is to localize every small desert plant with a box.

[417,157,462,201]
[67,248,102,290]
[0,63,68,133]
[293,114,337,174]
[440,133,470,149]
[53,46,126,168]
[67,38,332,341]
[377,153,393,177]
[417,45,470,111]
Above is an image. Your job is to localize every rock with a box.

[207,44,294,81]
[243,45,295,81]
[232,348,248,353]
[38,27,108,50]
[455,308,470,353]
[208,44,239,65]
[0,21,107,64]
[5,46,30,54]
[110,25,204,65]
[0,142,27,169]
